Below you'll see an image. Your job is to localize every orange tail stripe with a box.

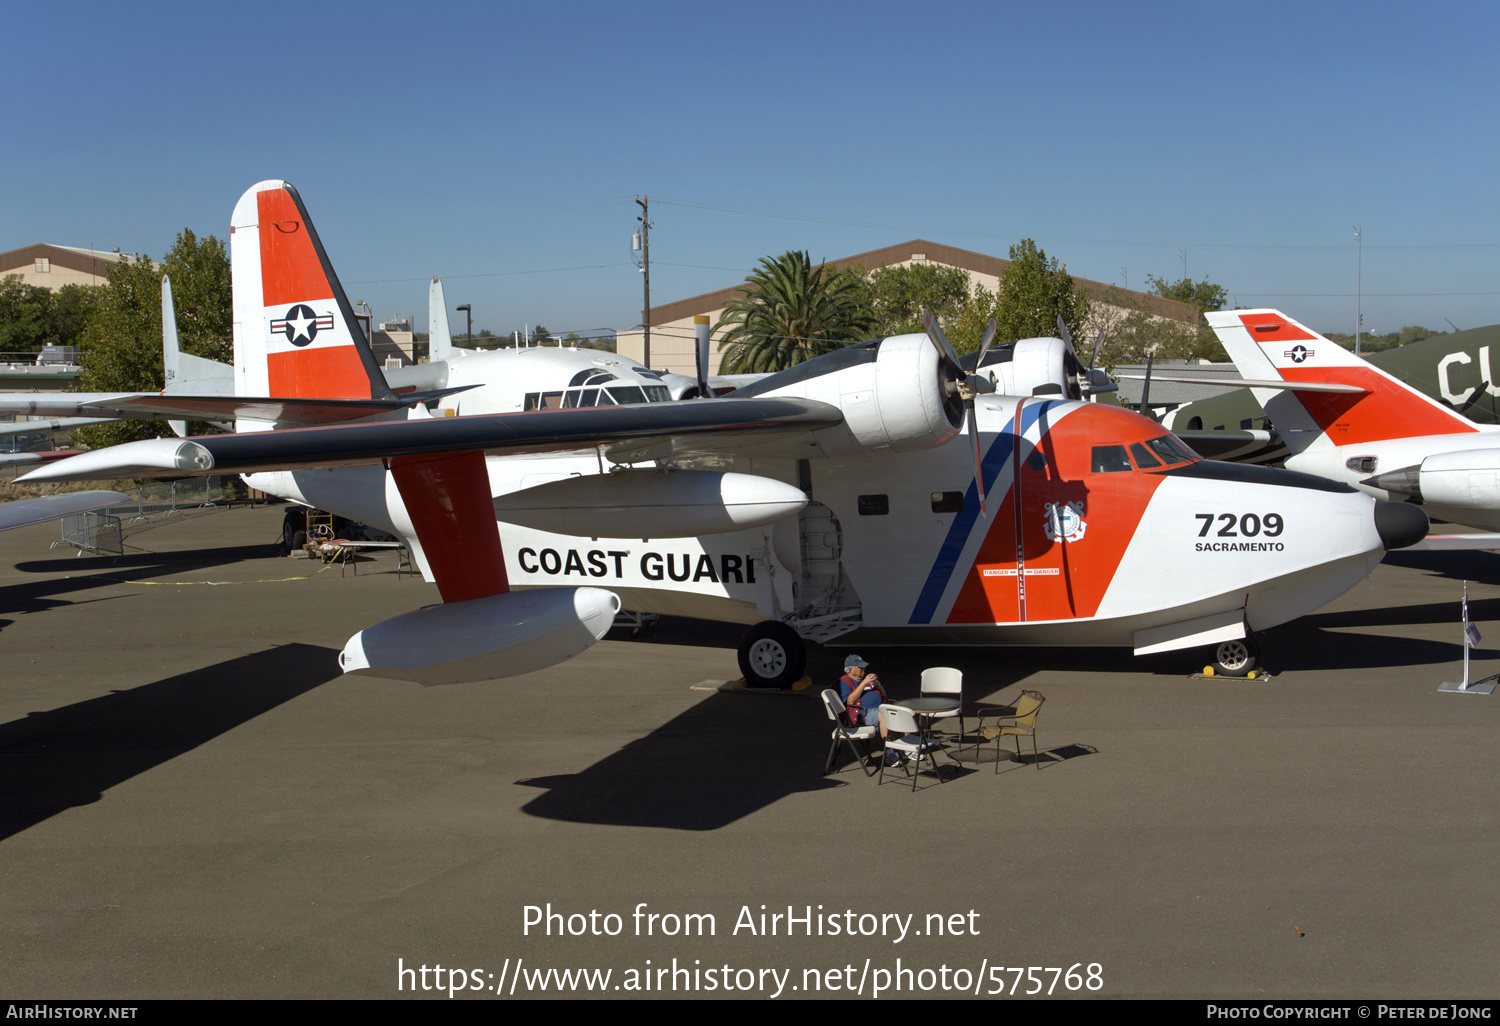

[257,188,334,308]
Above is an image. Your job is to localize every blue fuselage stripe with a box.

[908,402,1056,625]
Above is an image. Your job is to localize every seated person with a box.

[837,655,900,764]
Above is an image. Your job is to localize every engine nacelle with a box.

[742,332,963,458]
[493,468,806,538]
[339,586,620,685]
[974,337,1082,400]
[1365,449,1500,508]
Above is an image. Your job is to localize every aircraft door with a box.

[1014,405,1087,622]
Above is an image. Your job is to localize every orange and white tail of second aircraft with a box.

[230,180,393,429]
[1207,308,1484,452]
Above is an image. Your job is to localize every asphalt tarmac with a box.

[1,503,1496,1000]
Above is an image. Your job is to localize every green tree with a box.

[162,229,232,364]
[989,240,1088,349]
[575,332,617,353]
[75,229,232,448]
[1087,285,1226,365]
[0,277,101,354]
[839,262,970,337]
[1145,274,1228,314]
[715,251,876,373]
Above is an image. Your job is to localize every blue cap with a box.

[844,654,869,669]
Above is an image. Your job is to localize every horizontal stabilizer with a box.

[1118,374,1367,394]
[1174,429,1285,464]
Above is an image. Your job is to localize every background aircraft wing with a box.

[0,490,128,532]
[18,397,845,482]
[1408,533,1500,551]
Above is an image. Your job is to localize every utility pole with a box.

[456,303,471,348]
[635,196,652,368]
[1353,225,1363,356]
[1180,247,1187,282]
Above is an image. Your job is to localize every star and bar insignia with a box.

[270,304,336,346]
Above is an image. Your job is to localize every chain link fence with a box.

[49,477,265,556]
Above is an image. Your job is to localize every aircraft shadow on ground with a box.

[517,688,846,830]
[0,545,288,619]
[1264,602,1495,671]
[0,644,337,843]
[518,642,1094,830]
[1384,549,1500,587]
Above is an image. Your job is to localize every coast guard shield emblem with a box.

[1043,500,1087,543]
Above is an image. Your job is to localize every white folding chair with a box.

[919,666,964,745]
[877,704,948,790]
[821,688,879,777]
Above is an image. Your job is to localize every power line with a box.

[651,196,1500,254]
[322,196,635,233]
[345,262,633,285]
[1235,291,1500,298]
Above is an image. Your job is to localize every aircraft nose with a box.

[1374,500,1428,551]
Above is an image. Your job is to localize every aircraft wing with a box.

[0,490,128,532]
[0,392,461,426]
[17,397,845,482]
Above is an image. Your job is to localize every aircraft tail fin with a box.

[230,181,395,421]
[428,276,454,361]
[1206,308,1480,448]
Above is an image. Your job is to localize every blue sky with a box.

[7,1,1496,338]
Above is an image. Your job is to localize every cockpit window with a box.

[1091,445,1132,473]
[644,385,670,402]
[608,385,648,405]
[567,369,595,387]
[1129,442,1162,469]
[1145,434,1198,465]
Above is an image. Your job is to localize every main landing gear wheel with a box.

[737,621,807,689]
[1212,636,1260,677]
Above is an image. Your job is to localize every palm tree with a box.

[715,251,875,373]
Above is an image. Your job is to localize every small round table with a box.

[901,697,960,716]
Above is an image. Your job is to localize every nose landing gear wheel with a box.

[737,621,807,689]
[1212,636,1260,677]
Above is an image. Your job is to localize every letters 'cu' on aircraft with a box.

[20,182,1431,684]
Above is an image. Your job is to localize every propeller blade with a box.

[966,318,998,394]
[1089,327,1106,370]
[693,316,711,398]
[1056,313,1079,361]
[975,319,996,366]
[1139,351,1158,422]
[967,399,986,517]
[922,308,964,375]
